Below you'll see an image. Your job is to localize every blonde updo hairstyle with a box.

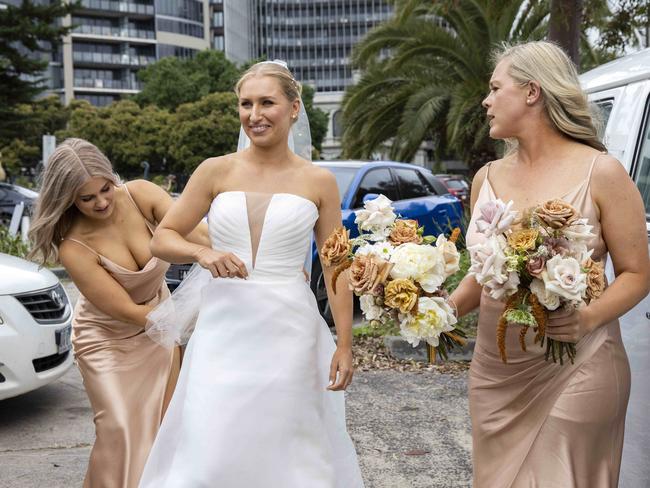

[235,61,303,123]
[28,138,120,265]
[493,41,606,152]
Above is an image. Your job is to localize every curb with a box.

[384,335,476,362]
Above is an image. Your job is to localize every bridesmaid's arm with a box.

[59,241,153,327]
[149,157,248,278]
[126,179,211,248]
[313,167,354,392]
[449,164,490,316]
[547,155,650,343]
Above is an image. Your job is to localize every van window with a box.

[633,98,650,221]
[594,99,614,138]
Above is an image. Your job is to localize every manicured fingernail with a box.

[328,380,334,385]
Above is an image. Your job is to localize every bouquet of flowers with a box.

[468,198,605,364]
[320,194,467,360]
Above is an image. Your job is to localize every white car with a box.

[580,47,650,488]
[0,252,73,400]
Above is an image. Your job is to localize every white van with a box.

[580,47,650,488]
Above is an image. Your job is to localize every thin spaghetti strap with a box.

[586,152,604,182]
[123,183,155,233]
[63,238,101,258]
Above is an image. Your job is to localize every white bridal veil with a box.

[146,60,314,348]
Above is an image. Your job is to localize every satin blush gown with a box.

[69,185,180,488]
[139,191,364,488]
[466,157,631,488]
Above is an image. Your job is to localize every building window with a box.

[76,93,118,106]
[155,0,203,22]
[157,17,204,38]
[213,11,223,27]
[158,44,198,59]
[213,35,224,51]
[332,110,343,139]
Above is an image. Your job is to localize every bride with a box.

[138,60,365,487]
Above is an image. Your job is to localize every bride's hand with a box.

[194,247,248,279]
[327,346,354,391]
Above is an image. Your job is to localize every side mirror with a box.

[362,193,380,204]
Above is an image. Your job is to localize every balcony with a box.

[80,0,155,16]
[74,78,143,91]
[72,24,156,41]
[72,51,156,67]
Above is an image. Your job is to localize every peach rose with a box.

[584,258,605,302]
[507,228,539,252]
[389,219,423,245]
[384,278,419,314]
[348,254,393,295]
[534,199,579,229]
[320,226,351,267]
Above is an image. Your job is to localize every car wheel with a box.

[310,260,334,327]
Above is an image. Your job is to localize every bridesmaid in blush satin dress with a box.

[28,139,209,487]
[449,42,650,487]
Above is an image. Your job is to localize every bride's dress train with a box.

[139,191,364,487]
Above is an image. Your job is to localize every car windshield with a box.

[318,166,358,200]
[446,179,466,190]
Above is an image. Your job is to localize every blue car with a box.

[311,161,464,324]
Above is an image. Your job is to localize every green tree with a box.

[59,100,173,176]
[0,96,70,175]
[548,0,582,64]
[301,84,328,155]
[342,0,548,172]
[0,0,76,139]
[167,92,240,173]
[135,50,240,111]
[580,0,649,71]
[136,50,329,155]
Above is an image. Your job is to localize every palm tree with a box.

[342,0,549,173]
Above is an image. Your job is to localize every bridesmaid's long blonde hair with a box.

[28,138,120,265]
[493,41,606,153]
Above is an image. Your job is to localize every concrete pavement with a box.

[0,365,473,488]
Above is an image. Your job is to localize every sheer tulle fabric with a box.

[145,263,211,348]
[139,192,364,487]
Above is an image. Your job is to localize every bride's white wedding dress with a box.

[139,191,364,488]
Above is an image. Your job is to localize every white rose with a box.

[475,199,518,237]
[436,234,461,277]
[530,278,561,311]
[390,243,446,292]
[561,218,595,243]
[569,242,593,264]
[356,241,395,259]
[399,296,457,347]
[354,194,397,237]
[542,255,588,304]
[468,235,520,299]
[359,295,384,321]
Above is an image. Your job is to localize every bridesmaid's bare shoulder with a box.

[590,153,639,205]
